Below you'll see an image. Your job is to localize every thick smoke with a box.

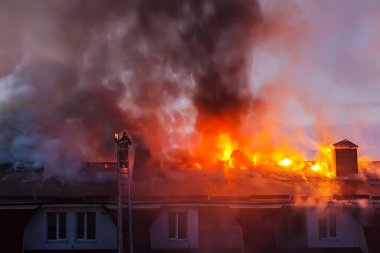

[0,0,262,175]
[2,0,380,177]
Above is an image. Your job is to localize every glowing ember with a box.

[252,153,258,165]
[278,158,292,167]
[195,162,202,170]
[311,164,320,171]
[308,161,333,177]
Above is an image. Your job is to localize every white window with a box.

[318,211,337,239]
[76,212,96,241]
[47,212,67,241]
[168,211,187,240]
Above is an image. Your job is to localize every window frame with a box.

[46,212,67,242]
[318,211,338,240]
[75,211,97,242]
[167,211,188,241]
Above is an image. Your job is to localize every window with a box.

[76,212,96,240]
[168,211,187,240]
[47,212,67,241]
[318,212,337,239]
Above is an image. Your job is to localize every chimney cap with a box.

[333,139,358,149]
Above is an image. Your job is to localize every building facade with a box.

[1,140,380,253]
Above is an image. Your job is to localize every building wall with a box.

[198,206,242,250]
[306,207,368,252]
[275,206,308,251]
[233,208,281,253]
[150,206,198,249]
[23,206,117,251]
[363,211,380,253]
[0,209,37,253]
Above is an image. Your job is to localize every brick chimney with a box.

[332,139,358,177]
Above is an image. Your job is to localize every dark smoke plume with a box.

[0,0,262,175]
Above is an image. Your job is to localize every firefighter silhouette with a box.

[117,131,132,169]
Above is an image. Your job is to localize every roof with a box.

[131,176,380,203]
[0,163,117,204]
[2,162,380,205]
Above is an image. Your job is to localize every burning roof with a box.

[1,163,380,206]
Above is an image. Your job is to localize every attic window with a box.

[318,212,337,239]
[47,212,67,241]
[168,211,187,240]
[76,212,96,241]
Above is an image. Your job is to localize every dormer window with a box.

[168,211,187,240]
[47,212,67,241]
[76,212,96,241]
[318,211,337,239]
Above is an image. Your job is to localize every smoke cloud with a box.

[0,0,262,175]
[1,0,380,176]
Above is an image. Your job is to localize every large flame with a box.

[217,133,237,162]
[186,128,334,178]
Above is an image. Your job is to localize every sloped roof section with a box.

[131,177,379,202]
[0,163,117,204]
[2,162,380,204]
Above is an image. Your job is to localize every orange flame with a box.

[186,125,335,178]
[217,133,237,162]
[278,158,292,167]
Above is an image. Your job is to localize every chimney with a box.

[332,139,358,177]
